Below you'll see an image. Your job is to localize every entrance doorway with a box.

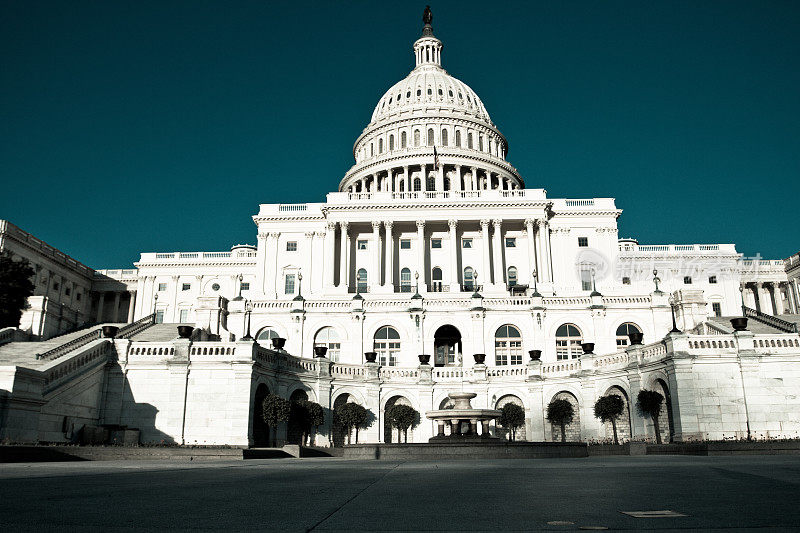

[252,384,270,447]
[434,325,461,367]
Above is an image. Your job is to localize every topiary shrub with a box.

[546,398,575,443]
[261,394,291,446]
[594,394,625,445]
[636,389,665,444]
[498,403,526,441]
[385,404,419,443]
[335,402,372,444]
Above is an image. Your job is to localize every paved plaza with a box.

[1,455,799,531]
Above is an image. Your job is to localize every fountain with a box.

[425,392,501,442]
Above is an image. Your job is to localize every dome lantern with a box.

[414,6,442,68]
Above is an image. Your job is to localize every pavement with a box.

[1,455,799,531]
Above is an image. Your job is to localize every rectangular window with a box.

[53,282,60,291]
[158,283,167,292]
[684,276,692,284]
[708,275,717,284]
[462,238,473,249]
[357,240,368,250]
[712,302,722,317]
[580,268,592,291]
[286,241,297,251]
[240,282,250,291]
[400,239,411,250]
[65,287,71,296]
[181,283,191,291]
[285,274,296,294]
[76,292,81,301]
[622,277,631,285]
[155,310,165,324]
[578,237,589,247]
[179,309,189,323]
[431,238,442,249]
[505,238,516,248]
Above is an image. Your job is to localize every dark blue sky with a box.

[2,1,798,267]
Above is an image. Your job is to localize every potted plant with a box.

[313,345,329,357]
[418,354,431,365]
[364,351,377,363]
[271,337,286,350]
[730,317,748,331]
[627,331,644,345]
[177,325,193,339]
[581,342,595,355]
[473,353,486,364]
[102,325,119,338]
[528,349,542,361]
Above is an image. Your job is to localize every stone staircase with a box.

[0,324,124,367]
[126,323,184,342]
[706,314,800,335]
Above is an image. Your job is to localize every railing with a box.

[189,343,237,357]
[117,314,155,339]
[753,335,800,352]
[0,327,16,346]
[687,336,738,353]
[278,203,308,212]
[380,367,419,381]
[542,360,581,375]
[487,367,527,377]
[336,189,543,204]
[591,351,629,369]
[41,339,110,393]
[564,199,594,207]
[331,363,365,379]
[0,219,94,276]
[640,341,667,360]
[432,367,474,381]
[129,343,175,357]
[141,251,257,262]
[743,306,799,333]
[36,328,102,361]
[620,243,736,253]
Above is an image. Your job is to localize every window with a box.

[616,323,642,347]
[455,130,462,147]
[374,326,400,366]
[431,267,443,292]
[400,268,412,292]
[179,309,190,323]
[155,310,165,324]
[182,283,191,291]
[389,134,394,151]
[211,283,220,291]
[462,238,473,249]
[413,178,421,191]
[478,135,484,151]
[622,277,631,285]
[378,138,384,153]
[709,275,717,284]
[65,286,71,296]
[556,324,582,360]
[315,327,341,362]
[443,177,450,190]
[240,282,250,291]
[578,237,588,247]
[357,240,368,250]
[426,175,435,191]
[357,268,368,293]
[286,241,297,252]
[431,238,442,249]
[76,292,81,302]
[712,302,722,317]
[463,266,475,291]
[158,283,167,292]
[400,239,411,250]
[256,328,280,346]
[507,267,518,287]
[505,238,516,248]
[52,281,59,291]
[414,130,420,146]
[684,276,692,284]
[580,267,593,291]
[495,325,522,366]
[285,274,296,294]
[468,132,474,149]
[401,131,407,148]
[441,129,448,146]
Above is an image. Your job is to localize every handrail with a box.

[743,306,798,333]
[117,313,156,339]
[36,329,101,361]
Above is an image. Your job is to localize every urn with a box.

[418,354,431,364]
[581,342,595,355]
[528,349,542,361]
[271,337,287,350]
[313,345,329,357]
[176,325,193,339]
[473,353,486,364]
[627,331,644,345]
[364,351,378,363]
[102,325,119,339]
[730,317,748,331]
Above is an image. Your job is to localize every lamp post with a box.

[668,294,680,333]
[531,268,540,296]
[413,270,420,298]
[242,300,253,340]
[652,269,662,294]
[472,271,480,298]
[297,272,303,299]
[740,284,746,316]
[152,293,158,324]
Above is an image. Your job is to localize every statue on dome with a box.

[423,6,432,26]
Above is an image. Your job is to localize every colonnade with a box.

[346,163,518,194]
[742,281,799,315]
[95,290,136,323]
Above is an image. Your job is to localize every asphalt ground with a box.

[1,455,799,531]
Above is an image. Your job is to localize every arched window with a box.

[556,324,583,360]
[468,132,474,149]
[507,266,518,287]
[357,268,368,293]
[370,143,374,156]
[399,180,405,192]
[401,131,407,148]
[314,327,341,362]
[427,128,434,146]
[478,135,484,151]
[374,326,400,366]
[256,328,280,345]
[432,267,443,292]
[463,266,475,291]
[388,134,394,151]
[616,323,642,347]
[378,138,384,153]
[414,130,420,146]
[495,325,522,365]
[441,129,448,146]
[443,177,450,190]
[400,268,412,293]
[455,130,462,147]
[413,177,421,191]
[426,175,435,191]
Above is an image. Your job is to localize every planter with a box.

[581,342,595,355]
[418,354,431,365]
[364,351,377,363]
[528,349,542,361]
[313,345,328,357]
[176,325,193,339]
[627,331,644,345]
[473,353,486,364]
[271,337,286,350]
[730,317,748,331]
[102,325,119,339]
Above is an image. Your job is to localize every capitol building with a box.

[1,10,800,448]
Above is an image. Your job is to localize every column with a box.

[127,291,136,322]
[112,292,121,323]
[525,219,536,284]
[754,282,764,313]
[404,165,410,193]
[384,221,394,290]
[255,232,268,293]
[492,219,504,287]
[324,223,336,292]
[133,276,145,319]
[543,220,553,282]
[96,293,105,323]
[480,219,490,289]
[304,232,315,295]
[454,165,462,192]
[266,233,280,298]
[774,283,785,315]
[448,219,459,291]
[790,280,800,313]
[472,167,478,191]
[437,163,445,191]
[339,222,349,290]
[371,221,381,292]
[416,220,426,290]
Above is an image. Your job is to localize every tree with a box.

[288,399,325,446]
[594,394,626,445]
[335,402,371,444]
[261,394,291,446]
[0,251,35,329]
[385,404,419,443]
[636,389,665,444]
[498,403,526,441]
[546,398,575,443]
[304,400,324,446]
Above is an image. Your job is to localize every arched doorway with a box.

[602,386,632,442]
[655,379,674,443]
[434,325,461,367]
[252,384,270,447]
[383,395,412,443]
[549,391,581,442]
[332,394,353,447]
[496,395,526,441]
[287,389,309,445]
